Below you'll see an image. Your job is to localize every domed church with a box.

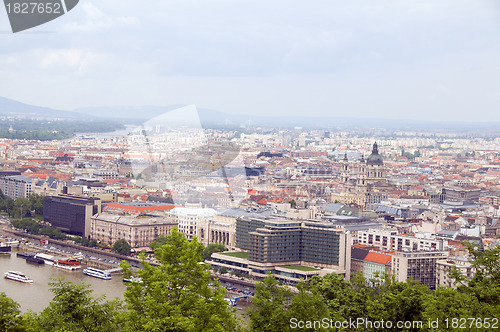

[341,142,387,193]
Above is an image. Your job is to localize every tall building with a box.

[43,195,102,237]
[392,251,447,290]
[210,217,351,283]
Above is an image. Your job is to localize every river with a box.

[0,249,127,312]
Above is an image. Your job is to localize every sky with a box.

[0,0,499,122]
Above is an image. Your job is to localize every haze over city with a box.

[1,0,500,122]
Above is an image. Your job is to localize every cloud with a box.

[0,0,499,122]
[63,2,139,32]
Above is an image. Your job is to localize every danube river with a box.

[0,249,127,312]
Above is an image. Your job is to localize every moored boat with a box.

[83,268,111,280]
[0,242,11,254]
[34,253,56,265]
[55,258,81,270]
[4,271,33,283]
[26,256,45,264]
[34,254,81,270]
[123,276,143,283]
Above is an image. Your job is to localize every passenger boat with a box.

[0,242,11,254]
[34,253,81,270]
[83,268,111,280]
[4,271,33,283]
[55,258,81,270]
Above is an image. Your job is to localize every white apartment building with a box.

[0,175,33,199]
[357,228,446,252]
[166,204,217,241]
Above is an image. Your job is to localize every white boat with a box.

[34,253,56,265]
[122,276,143,283]
[54,258,81,270]
[4,271,33,283]
[83,268,111,280]
[34,253,81,270]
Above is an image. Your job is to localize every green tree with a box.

[26,278,122,332]
[112,239,131,256]
[450,242,500,316]
[248,273,293,332]
[4,197,14,217]
[28,194,44,215]
[287,281,330,332]
[202,243,227,261]
[149,235,169,250]
[289,199,297,208]
[120,228,237,332]
[13,197,30,219]
[0,292,26,332]
[422,287,483,331]
[379,278,431,331]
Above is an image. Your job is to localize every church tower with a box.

[365,142,385,183]
[341,153,350,184]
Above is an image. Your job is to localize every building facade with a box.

[196,214,236,249]
[392,251,447,289]
[90,212,177,247]
[357,229,445,252]
[210,217,351,283]
[0,175,33,199]
[43,194,102,237]
[436,257,474,288]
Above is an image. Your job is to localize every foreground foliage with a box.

[249,243,500,332]
[120,228,238,332]
[2,239,498,332]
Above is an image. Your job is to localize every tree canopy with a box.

[112,239,131,256]
[202,243,227,261]
[120,227,238,332]
[25,278,122,332]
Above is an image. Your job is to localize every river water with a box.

[0,249,127,312]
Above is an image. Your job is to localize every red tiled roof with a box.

[103,203,177,214]
[364,252,392,265]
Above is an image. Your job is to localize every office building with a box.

[392,251,447,289]
[43,194,102,237]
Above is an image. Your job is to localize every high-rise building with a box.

[43,194,102,237]
[392,251,447,290]
[211,217,351,283]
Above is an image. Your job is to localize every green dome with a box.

[366,142,383,165]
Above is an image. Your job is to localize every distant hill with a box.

[75,104,500,132]
[2,96,499,133]
[74,105,186,120]
[0,96,86,119]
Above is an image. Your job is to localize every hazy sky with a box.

[1,0,499,122]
